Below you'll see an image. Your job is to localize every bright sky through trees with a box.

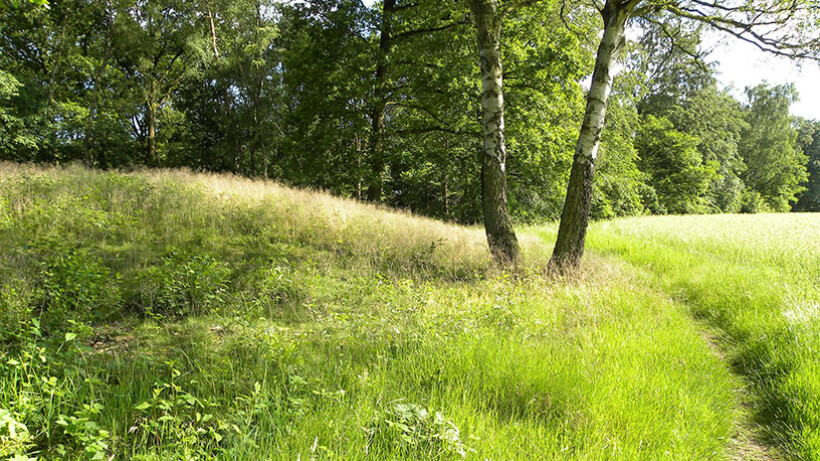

[706,31,820,120]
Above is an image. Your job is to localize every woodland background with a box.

[1,0,819,223]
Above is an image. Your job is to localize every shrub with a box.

[129,364,230,460]
[131,250,229,318]
[740,189,766,214]
[0,409,33,460]
[1,320,109,460]
[34,248,121,332]
[0,283,34,343]
[366,403,467,459]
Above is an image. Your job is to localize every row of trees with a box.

[2,0,819,267]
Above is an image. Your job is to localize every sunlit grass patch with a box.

[583,214,820,459]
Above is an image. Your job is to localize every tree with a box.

[0,0,132,164]
[739,83,807,211]
[551,0,637,270]
[112,0,203,165]
[0,0,47,9]
[635,114,717,214]
[365,0,395,202]
[626,18,749,212]
[793,120,820,212]
[0,70,38,160]
[551,0,820,271]
[365,0,473,203]
[468,0,521,265]
[276,0,373,193]
[664,87,748,212]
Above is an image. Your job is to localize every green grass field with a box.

[1,164,818,460]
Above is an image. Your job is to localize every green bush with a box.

[0,283,35,343]
[258,264,303,309]
[129,365,230,460]
[1,319,109,460]
[34,248,121,332]
[739,189,766,214]
[131,250,230,318]
[0,408,33,460]
[366,403,468,459]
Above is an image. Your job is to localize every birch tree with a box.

[550,0,820,271]
[468,0,521,265]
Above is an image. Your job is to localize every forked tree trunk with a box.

[366,0,396,203]
[549,0,635,271]
[471,0,521,266]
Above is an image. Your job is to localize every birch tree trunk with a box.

[471,0,521,265]
[549,0,636,271]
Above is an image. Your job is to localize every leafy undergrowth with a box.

[1,164,737,460]
[575,214,820,460]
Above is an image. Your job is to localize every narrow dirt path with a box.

[698,329,782,461]
[538,240,786,459]
[585,252,784,460]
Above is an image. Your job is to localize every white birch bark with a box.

[471,0,521,265]
[550,0,638,270]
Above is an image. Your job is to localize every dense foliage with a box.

[0,0,816,221]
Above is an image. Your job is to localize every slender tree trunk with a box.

[44,20,69,161]
[146,100,158,166]
[356,136,363,200]
[366,0,396,203]
[207,8,220,59]
[443,175,449,218]
[471,0,521,266]
[549,0,635,271]
[249,3,265,177]
[83,79,101,167]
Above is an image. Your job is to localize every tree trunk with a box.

[44,20,69,161]
[443,175,449,218]
[471,0,521,266]
[146,101,158,166]
[250,2,264,177]
[549,0,635,271]
[207,8,220,59]
[366,0,396,203]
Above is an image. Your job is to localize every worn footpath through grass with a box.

[552,215,820,461]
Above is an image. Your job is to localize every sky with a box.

[705,31,820,120]
[360,0,819,120]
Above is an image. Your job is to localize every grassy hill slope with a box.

[0,164,751,460]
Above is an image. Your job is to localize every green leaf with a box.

[134,402,152,411]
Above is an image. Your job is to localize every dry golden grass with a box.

[1,163,554,277]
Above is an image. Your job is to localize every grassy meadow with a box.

[0,164,816,460]
[581,215,820,460]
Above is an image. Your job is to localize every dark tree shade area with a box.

[1,0,818,227]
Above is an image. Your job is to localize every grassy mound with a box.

[0,164,737,460]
